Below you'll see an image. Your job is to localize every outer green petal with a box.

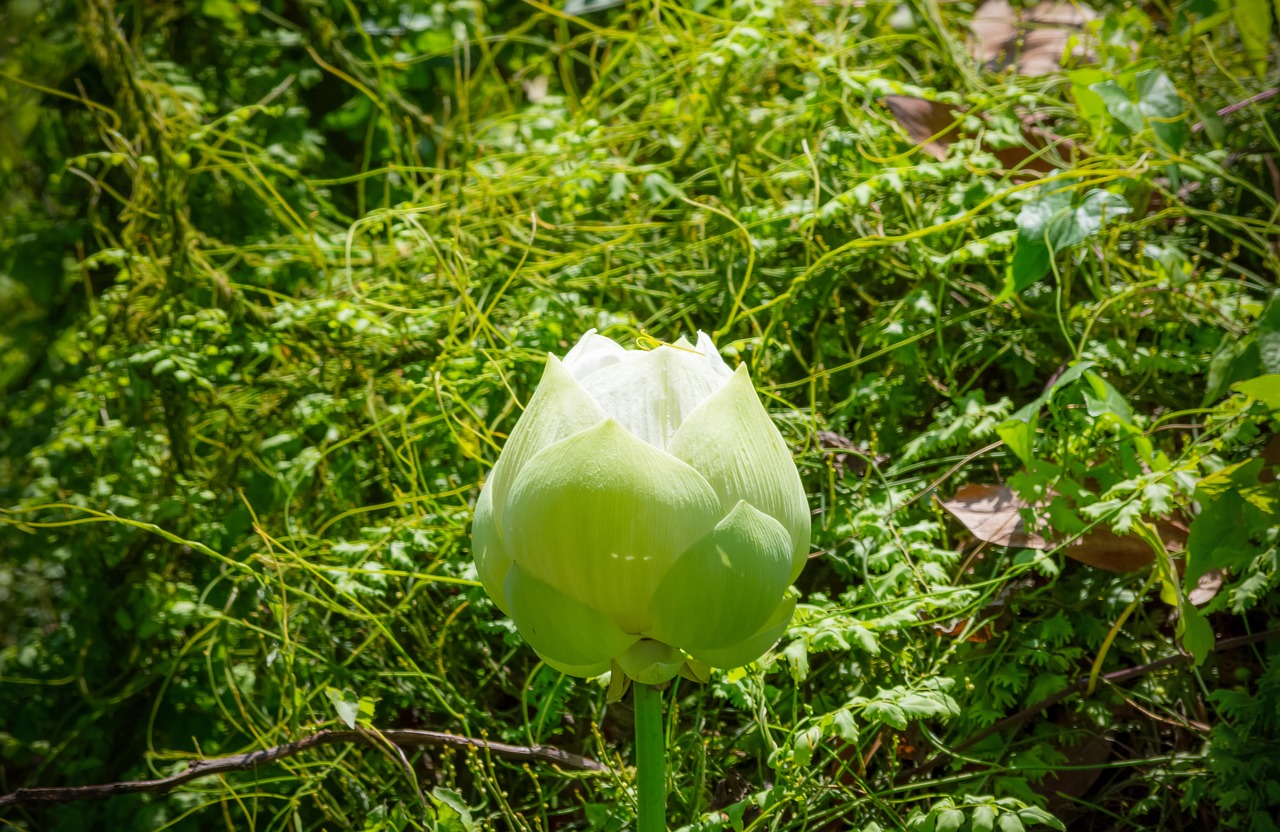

[472,481,512,614]
[504,419,722,633]
[646,501,791,650]
[615,639,684,684]
[505,565,638,668]
[687,596,796,670]
[539,655,611,679]
[668,364,811,580]
[577,346,728,449]
[489,354,605,534]
[679,659,711,684]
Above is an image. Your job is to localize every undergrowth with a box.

[2,0,1279,830]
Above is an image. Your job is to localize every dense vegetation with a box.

[2,0,1280,829]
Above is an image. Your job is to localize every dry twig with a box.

[0,728,608,809]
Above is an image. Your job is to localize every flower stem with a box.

[633,682,666,832]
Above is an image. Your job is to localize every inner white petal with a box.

[561,328,629,380]
[695,331,734,379]
[578,345,730,448]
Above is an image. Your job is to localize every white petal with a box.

[578,345,729,448]
[695,331,734,379]
[503,419,723,633]
[668,364,811,580]
[561,329,629,380]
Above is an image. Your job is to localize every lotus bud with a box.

[472,330,810,683]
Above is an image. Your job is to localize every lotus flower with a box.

[472,330,809,683]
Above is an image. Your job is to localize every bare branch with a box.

[0,728,608,809]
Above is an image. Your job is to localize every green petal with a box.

[540,655,611,679]
[489,354,605,535]
[505,564,638,668]
[679,658,711,684]
[646,501,792,650]
[577,345,728,449]
[472,481,512,614]
[615,639,684,684]
[687,596,796,670]
[504,419,722,633]
[668,364,811,580]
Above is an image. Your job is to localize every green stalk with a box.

[633,682,666,832]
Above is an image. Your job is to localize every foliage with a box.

[1,0,1279,830]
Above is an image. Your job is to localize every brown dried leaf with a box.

[1188,568,1224,606]
[1061,528,1159,572]
[938,484,1047,548]
[883,96,959,161]
[1259,432,1280,483]
[817,430,888,478]
[1035,721,1112,820]
[883,97,1068,174]
[939,483,1189,573]
[971,0,1097,77]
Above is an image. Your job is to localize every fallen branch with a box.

[896,627,1280,785]
[0,728,607,809]
[1193,87,1280,132]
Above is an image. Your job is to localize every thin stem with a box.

[634,682,667,832]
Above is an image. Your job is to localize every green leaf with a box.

[792,725,822,767]
[1233,0,1275,77]
[1002,188,1131,298]
[997,812,1026,832]
[973,806,997,832]
[322,95,372,131]
[1197,459,1265,499]
[1136,70,1188,153]
[996,362,1095,465]
[864,700,908,730]
[1186,456,1280,591]
[1018,806,1066,831]
[565,0,627,13]
[831,708,859,743]
[898,691,958,719]
[1186,491,1253,583]
[201,0,243,25]
[1178,603,1215,666]
[1091,81,1144,132]
[936,808,965,832]
[1084,372,1136,428]
[325,687,360,729]
[1067,69,1108,128]
[1091,71,1188,153]
[1233,374,1280,411]
[997,400,1040,466]
[431,787,476,832]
